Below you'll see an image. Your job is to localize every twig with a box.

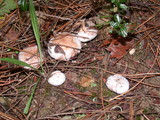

[38,12,72,20]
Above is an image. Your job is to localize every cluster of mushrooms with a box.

[18,19,129,94]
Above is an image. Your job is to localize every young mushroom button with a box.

[76,19,98,42]
[48,32,82,61]
[48,70,66,86]
[106,74,129,94]
[18,45,42,70]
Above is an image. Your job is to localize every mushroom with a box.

[48,70,66,86]
[18,45,42,69]
[76,19,98,42]
[106,74,129,94]
[48,32,82,61]
[129,48,136,55]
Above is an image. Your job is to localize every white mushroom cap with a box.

[48,70,66,86]
[48,32,82,61]
[129,48,136,55]
[106,74,129,94]
[76,20,98,42]
[18,45,42,69]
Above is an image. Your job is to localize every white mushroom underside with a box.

[106,74,129,94]
[77,29,98,42]
[48,45,77,61]
[48,70,66,86]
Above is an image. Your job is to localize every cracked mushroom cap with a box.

[48,32,82,61]
[76,20,98,42]
[18,45,42,69]
[48,70,66,86]
[106,74,129,94]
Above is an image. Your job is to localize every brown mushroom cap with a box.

[48,32,82,61]
[18,45,42,69]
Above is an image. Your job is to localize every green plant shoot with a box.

[0,57,36,70]
[29,0,43,70]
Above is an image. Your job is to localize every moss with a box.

[90,69,98,76]
[105,89,116,97]
[135,115,141,120]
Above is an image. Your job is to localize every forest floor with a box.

[0,0,160,120]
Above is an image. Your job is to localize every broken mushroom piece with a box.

[106,74,129,94]
[48,32,82,61]
[18,45,42,69]
[48,70,66,86]
[76,19,98,42]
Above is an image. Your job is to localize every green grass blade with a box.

[0,57,36,70]
[29,0,43,69]
[23,78,40,114]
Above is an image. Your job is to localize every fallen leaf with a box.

[79,74,95,87]
[65,71,79,83]
[102,37,134,59]
[5,27,21,42]
[100,39,112,47]
[0,0,17,16]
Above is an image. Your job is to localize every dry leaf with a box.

[102,37,134,59]
[5,27,20,42]
[79,74,95,87]
[65,71,79,83]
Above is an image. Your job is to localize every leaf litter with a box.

[102,37,134,59]
[0,0,160,120]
